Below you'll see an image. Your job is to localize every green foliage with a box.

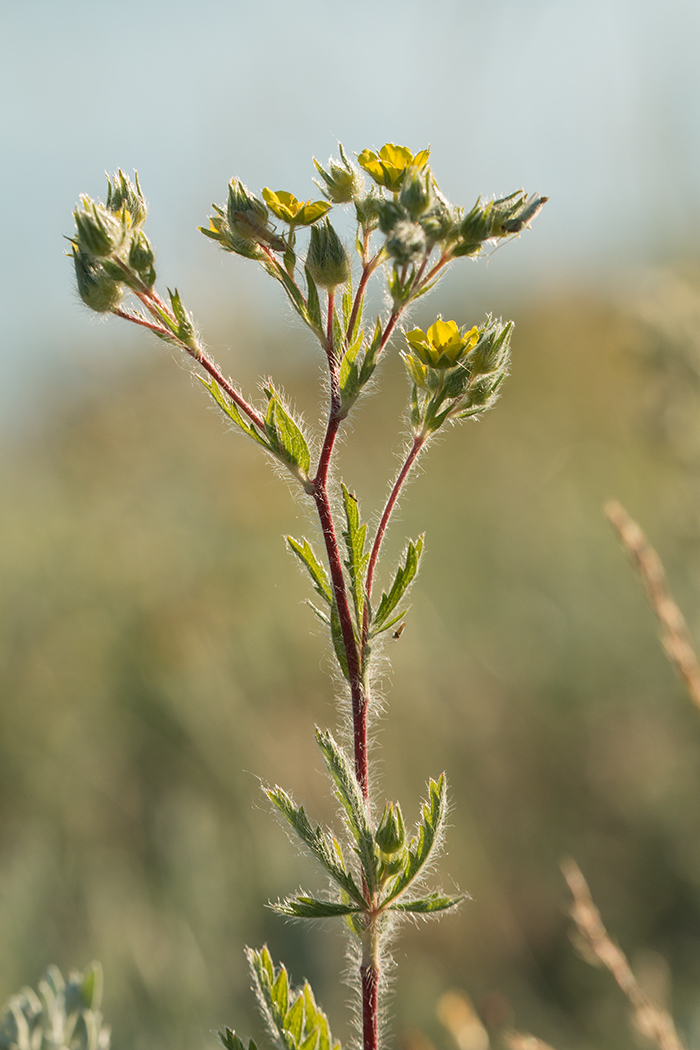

[245,949,340,1050]
[264,784,364,907]
[370,536,424,638]
[0,965,109,1050]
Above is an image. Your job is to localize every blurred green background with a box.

[4,0,700,1048]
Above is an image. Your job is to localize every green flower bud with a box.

[375,801,406,855]
[73,248,123,313]
[419,187,457,247]
[399,167,432,220]
[73,198,127,259]
[496,193,548,234]
[305,219,350,290]
[105,170,147,227]
[313,144,364,204]
[128,230,156,288]
[458,199,494,255]
[386,221,426,266]
[354,192,381,231]
[465,318,513,376]
[376,199,406,236]
[225,180,286,251]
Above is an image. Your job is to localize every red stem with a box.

[362,435,425,646]
[361,961,379,1050]
[116,290,266,432]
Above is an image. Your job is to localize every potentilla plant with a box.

[67,143,546,1050]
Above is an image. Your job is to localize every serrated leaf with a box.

[264,387,311,476]
[218,1028,248,1050]
[299,1031,319,1050]
[330,602,350,679]
[306,600,330,625]
[305,267,322,333]
[341,485,369,627]
[359,318,382,386]
[287,537,332,605]
[284,997,304,1044]
[315,728,377,894]
[332,310,344,359]
[245,948,341,1050]
[371,536,424,634]
[387,892,464,913]
[272,896,362,919]
[340,276,353,331]
[338,338,361,409]
[272,967,289,1019]
[198,375,270,449]
[382,774,448,905]
[265,786,364,906]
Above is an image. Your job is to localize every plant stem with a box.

[361,959,379,1050]
[362,435,425,647]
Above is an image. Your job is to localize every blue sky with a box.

[2,0,700,429]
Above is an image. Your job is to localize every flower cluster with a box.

[70,171,155,313]
[403,316,513,434]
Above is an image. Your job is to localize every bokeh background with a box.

[3,1,700,1049]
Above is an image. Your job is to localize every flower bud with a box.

[73,198,127,259]
[128,230,156,288]
[376,199,406,237]
[386,221,426,267]
[226,180,285,250]
[305,219,350,290]
[457,199,493,255]
[313,144,363,204]
[399,167,432,220]
[375,801,406,855]
[465,318,513,376]
[73,248,123,313]
[105,170,147,227]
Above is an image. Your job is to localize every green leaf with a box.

[198,375,270,449]
[272,966,289,1020]
[371,535,424,635]
[382,774,448,905]
[330,602,350,680]
[305,268,322,333]
[340,274,353,331]
[245,949,341,1050]
[338,336,362,411]
[341,485,369,627]
[287,537,332,605]
[219,1028,256,1050]
[264,387,311,477]
[265,785,364,906]
[359,318,382,387]
[315,728,377,894]
[332,309,344,358]
[285,996,304,1044]
[387,892,465,914]
[272,896,362,919]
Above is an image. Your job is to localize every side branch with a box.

[363,435,425,642]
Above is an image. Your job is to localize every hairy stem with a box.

[362,435,425,647]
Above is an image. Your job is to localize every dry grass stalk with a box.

[605,500,700,713]
[503,1032,558,1050]
[561,859,685,1050]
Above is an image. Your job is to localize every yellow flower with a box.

[405,318,478,369]
[261,188,331,226]
[356,144,430,192]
